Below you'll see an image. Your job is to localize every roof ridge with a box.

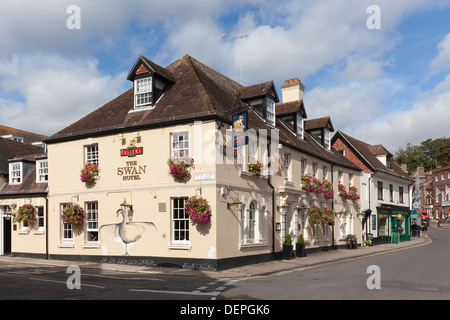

[182,55,216,113]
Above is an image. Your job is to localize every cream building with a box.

[1,55,363,270]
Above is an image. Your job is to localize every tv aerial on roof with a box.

[233,34,249,85]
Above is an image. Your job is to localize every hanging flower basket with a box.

[301,174,315,192]
[248,160,263,176]
[168,155,194,180]
[80,163,99,183]
[15,204,37,225]
[338,184,349,200]
[61,203,85,225]
[324,208,335,225]
[309,207,325,225]
[338,184,360,200]
[185,196,212,223]
[323,179,334,199]
[348,186,360,200]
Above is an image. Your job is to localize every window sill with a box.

[239,170,268,179]
[128,106,154,113]
[82,242,100,249]
[58,242,74,248]
[168,242,191,251]
[239,241,268,249]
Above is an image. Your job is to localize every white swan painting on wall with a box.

[99,208,157,255]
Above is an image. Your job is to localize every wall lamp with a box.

[120,198,133,211]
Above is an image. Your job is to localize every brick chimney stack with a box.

[281,78,305,103]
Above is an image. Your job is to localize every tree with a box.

[395,137,450,174]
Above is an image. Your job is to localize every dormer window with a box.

[238,81,280,127]
[134,77,153,108]
[305,116,334,151]
[296,113,304,139]
[1,134,24,143]
[9,162,22,184]
[266,98,276,126]
[36,158,48,183]
[324,128,331,151]
[127,55,175,112]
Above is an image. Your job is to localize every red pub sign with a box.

[121,147,143,157]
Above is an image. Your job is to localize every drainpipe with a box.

[45,193,49,260]
[267,140,276,258]
[331,164,336,250]
[367,171,377,238]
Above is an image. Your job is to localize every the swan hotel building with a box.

[0,55,363,270]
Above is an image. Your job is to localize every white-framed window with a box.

[266,98,275,126]
[9,162,22,184]
[36,159,48,183]
[248,139,257,165]
[338,212,353,239]
[323,224,328,238]
[86,202,98,242]
[171,131,189,157]
[296,113,304,139]
[134,77,152,108]
[85,144,99,165]
[61,204,73,243]
[37,206,44,230]
[324,128,331,150]
[247,201,256,242]
[283,153,291,181]
[301,159,306,175]
[240,199,267,246]
[338,171,343,185]
[172,198,189,243]
[312,162,318,177]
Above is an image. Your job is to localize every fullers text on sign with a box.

[117,161,147,180]
[121,147,143,157]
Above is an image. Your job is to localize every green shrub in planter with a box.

[282,234,293,260]
[296,234,306,258]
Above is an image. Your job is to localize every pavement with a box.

[0,235,431,279]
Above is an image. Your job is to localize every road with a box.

[0,223,446,303]
[222,222,449,300]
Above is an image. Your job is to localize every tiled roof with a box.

[44,54,360,171]
[0,138,46,174]
[305,116,334,131]
[238,81,279,102]
[333,130,412,180]
[0,125,47,144]
[275,100,307,118]
[48,55,243,141]
[0,166,48,197]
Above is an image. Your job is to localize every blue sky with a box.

[0,0,449,153]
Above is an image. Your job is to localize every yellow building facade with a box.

[1,55,363,270]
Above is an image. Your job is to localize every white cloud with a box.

[0,54,127,135]
[351,88,450,151]
[431,33,450,70]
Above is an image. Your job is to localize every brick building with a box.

[432,163,450,219]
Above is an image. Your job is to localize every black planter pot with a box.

[282,244,293,260]
[296,243,306,257]
[346,239,357,249]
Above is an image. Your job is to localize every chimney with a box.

[401,164,408,173]
[281,78,305,103]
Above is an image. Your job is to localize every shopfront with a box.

[377,204,411,243]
